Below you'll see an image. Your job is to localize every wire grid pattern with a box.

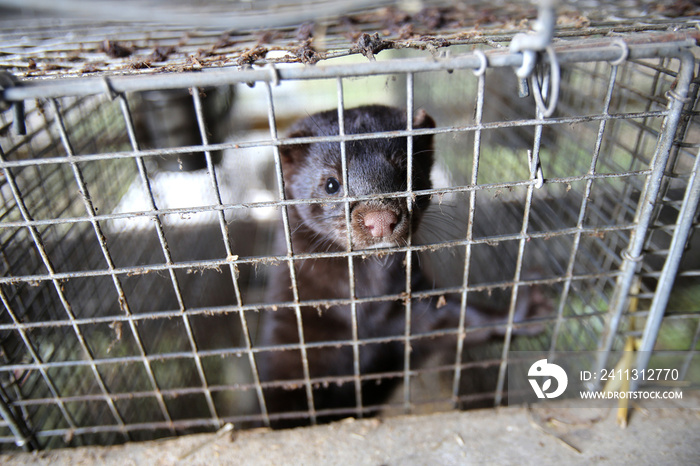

[0,0,698,78]
[1,34,699,450]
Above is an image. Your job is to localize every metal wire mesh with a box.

[0,0,699,453]
[1,0,697,77]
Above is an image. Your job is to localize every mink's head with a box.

[280,105,435,251]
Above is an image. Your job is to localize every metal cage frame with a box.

[1,10,699,451]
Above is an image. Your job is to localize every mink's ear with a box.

[412,109,436,163]
[413,108,435,131]
[279,122,313,180]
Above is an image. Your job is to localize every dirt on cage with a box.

[1,0,700,455]
[0,0,698,77]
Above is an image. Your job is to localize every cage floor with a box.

[2,0,699,450]
[2,392,698,465]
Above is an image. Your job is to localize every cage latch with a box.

[0,72,26,136]
[509,0,557,77]
[509,0,560,118]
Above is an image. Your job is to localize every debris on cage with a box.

[0,0,698,453]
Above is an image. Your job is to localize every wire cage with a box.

[1,0,699,452]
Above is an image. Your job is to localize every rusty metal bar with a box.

[2,36,695,102]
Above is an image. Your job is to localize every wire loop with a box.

[610,39,629,66]
[622,249,643,262]
[666,88,692,104]
[472,50,488,77]
[527,150,545,189]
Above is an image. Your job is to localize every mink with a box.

[255,105,548,427]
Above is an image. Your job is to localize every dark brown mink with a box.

[255,105,549,428]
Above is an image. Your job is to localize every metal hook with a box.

[509,0,557,78]
[610,39,629,66]
[472,50,488,77]
[242,64,256,88]
[515,50,537,79]
[267,63,280,87]
[530,46,560,118]
[440,48,455,74]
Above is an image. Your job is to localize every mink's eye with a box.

[325,177,341,194]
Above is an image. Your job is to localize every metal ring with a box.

[530,46,560,118]
[472,50,488,77]
[610,39,629,66]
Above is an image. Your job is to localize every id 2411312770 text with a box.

[580,368,679,382]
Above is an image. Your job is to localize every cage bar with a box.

[0,2,698,451]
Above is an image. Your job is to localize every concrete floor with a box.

[2,393,699,465]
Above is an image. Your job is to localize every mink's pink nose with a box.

[363,210,398,238]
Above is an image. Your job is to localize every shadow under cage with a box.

[1,6,699,452]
